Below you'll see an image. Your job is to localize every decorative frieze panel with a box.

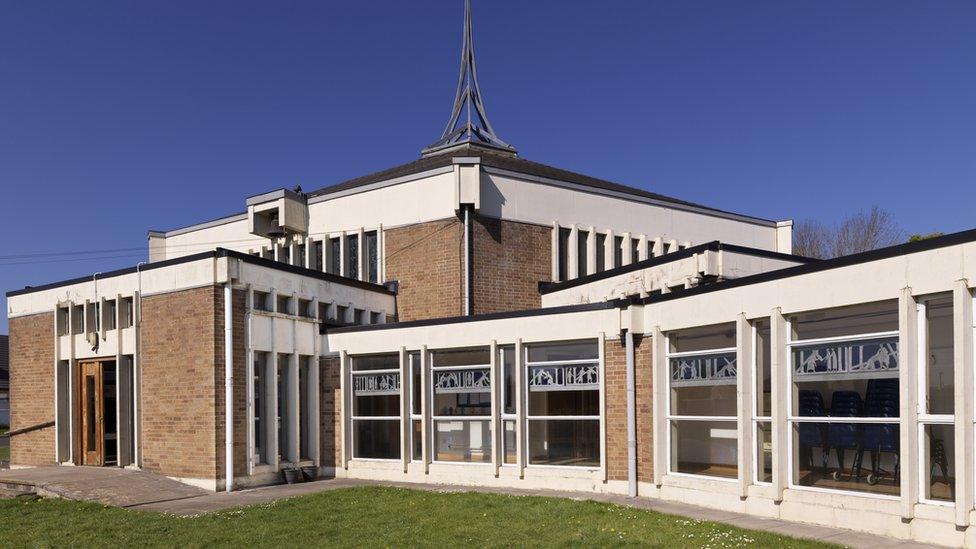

[793,336,898,380]
[353,372,400,396]
[528,363,599,392]
[670,352,737,387]
[434,369,490,394]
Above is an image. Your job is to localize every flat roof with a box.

[328,228,976,334]
[5,248,396,299]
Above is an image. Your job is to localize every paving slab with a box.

[0,466,206,507]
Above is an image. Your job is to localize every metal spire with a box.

[421,0,516,157]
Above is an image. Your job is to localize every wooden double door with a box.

[77,360,116,466]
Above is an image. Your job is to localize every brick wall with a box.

[384,219,463,321]
[384,215,551,321]
[471,214,550,315]
[9,313,56,466]
[140,286,221,481]
[319,355,341,469]
[604,334,653,483]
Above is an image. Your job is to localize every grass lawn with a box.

[0,486,836,548]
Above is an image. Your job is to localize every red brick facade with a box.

[604,335,653,483]
[470,214,550,315]
[384,215,551,321]
[140,286,222,480]
[9,312,56,466]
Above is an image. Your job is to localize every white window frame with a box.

[785,312,901,501]
[664,330,738,483]
[349,356,401,461]
[409,352,423,462]
[752,320,773,485]
[430,350,493,466]
[523,341,601,470]
[916,297,955,506]
[499,345,517,467]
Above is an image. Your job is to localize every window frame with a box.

[916,295,955,506]
[523,340,601,469]
[752,319,773,486]
[429,348,493,465]
[664,326,738,482]
[349,354,402,461]
[785,305,901,501]
[499,345,517,467]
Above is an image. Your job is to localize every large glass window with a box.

[431,348,492,463]
[789,301,900,497]
[252,352,271,465]
[409,352,422,461]
[346,234,360,280]
[667,323,738,479]
[577,230,588,277]
[525,341,600,467]
[328,237,341,275]
[365,230,379,284]
[753,319,772,484]
[918,294,954,503]
[558,227,571,281]
[595,233,606,273]
[351,354,400,460]
[500,346,516,465]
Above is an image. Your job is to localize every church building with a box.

[7,2,976,545]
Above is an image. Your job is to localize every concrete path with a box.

[0,466,207,507]
[0,467,939,548]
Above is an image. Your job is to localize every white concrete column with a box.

[770,308,788,502]
[551,222,560,281]
[898,287,919,519]
[377,224,385,283]
[357,228,365,281]
[339,351,350,469]
[637,235,648,262]
[621,232,633,266]
[515,338,525,478]
[952,281,974,526]
[490,340,499,476]
[667,239,678,254]
[310,311,321,467]
[652,326,667,485]
[736,313,753,497]
[568,226,579,280]
[421,345,431,474]
[339,231,347,277]
[652,237,664,258]
[289,353,300,463]
[599,331,607,483]
[586,227,597,276]
[399,347,408,473]
[605,229,616,270]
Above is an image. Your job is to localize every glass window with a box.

[613,235,623,267]
[313,240,324,272]
[295,243,306,267]
[753,319,772,484]
[667,323,738,479]
[253,352,270,465]
[408,351,423,462]
[577,230,588,277]
[919,294,954,504]
[630,238,640,263]
[365,230,379,284]
[558,227,571,281]
[503,420,517,465]
[431,348,491,463]
[328,237,341,274]
[595,233,606,273]
[346,234,359,280]
[351,354,400,460]
[277,355,291,462]
[789,302,900,496]
[526,340,600,467]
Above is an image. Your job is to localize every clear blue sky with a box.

[1,1,974,332]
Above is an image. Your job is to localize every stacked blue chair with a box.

[827,391,863,481]
[797,390,829,476]
[859,378,899,486]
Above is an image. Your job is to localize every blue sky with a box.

[1,1,974,332]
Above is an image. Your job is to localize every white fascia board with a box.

[306,166,456,206]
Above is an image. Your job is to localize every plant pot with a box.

[283,468,303,484]
[301,465,318,482]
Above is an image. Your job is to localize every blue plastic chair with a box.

[827,390,863,481]
[797,390,829,475]
[858,379,899,486]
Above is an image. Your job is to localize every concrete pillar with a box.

[568,226,579,279]
[770,307,788,502]
[898,287,919,519]
[652,237,664,258]
[652,326,667,485]
[953,281,974,526]
[736,314,753,497]
[621,232,633,266]
[551,222,560,281]
[515,338,525,478]
[399,347,408,473]
[490,340,499,476]
[637,235,648,262]
[586,227,597,276]
[605,229,616,270]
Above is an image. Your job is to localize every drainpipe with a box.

[625,329,637,497]
[462,205,472,316]
[224,282,234,492]
[135,262,145,468]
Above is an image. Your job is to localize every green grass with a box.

[0,486,836,548]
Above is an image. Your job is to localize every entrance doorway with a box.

[77,360,118,466]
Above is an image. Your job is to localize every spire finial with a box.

[422,0,516,157]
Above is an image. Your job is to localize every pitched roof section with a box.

[307,143,775,224]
